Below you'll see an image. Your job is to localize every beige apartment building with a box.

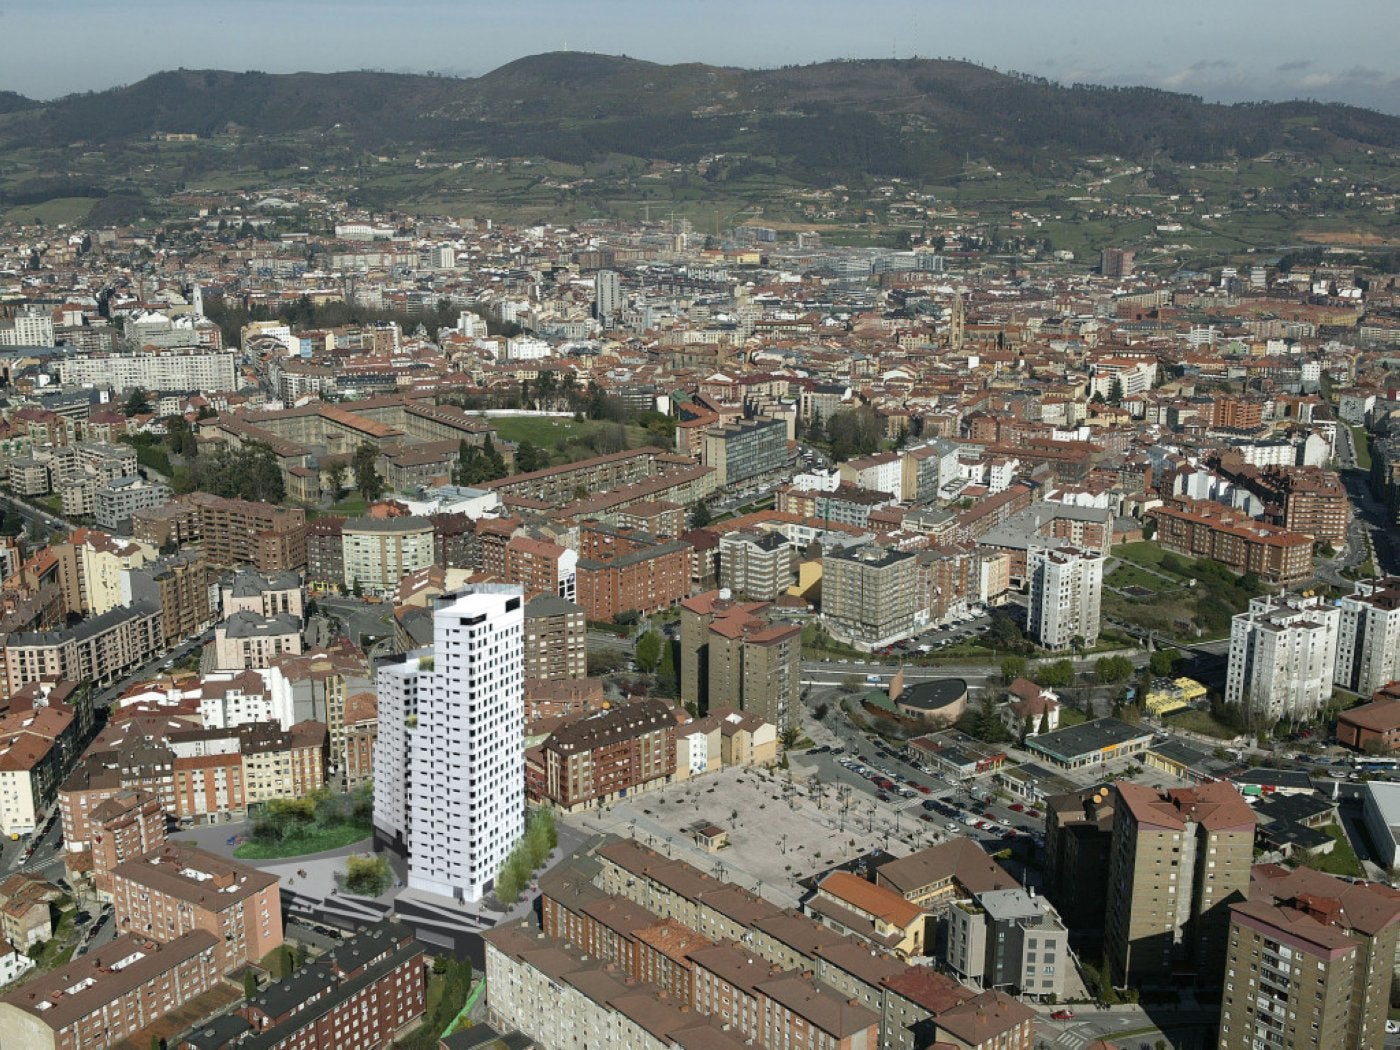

[341,516,435,595]
[821,544,917,650]
[1105,781,1255,988]
[1219,865,1400,1050]
[523,593,587,681]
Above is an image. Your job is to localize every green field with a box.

[484,415,660,462]
[233,821,371,860]
[2,196,98,226]
[1302,823,1365,878]
[1164,709,1240,740]
[1112,541,1171,570]
[1351,426,1373,470]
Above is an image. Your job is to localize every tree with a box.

[352,443,384,502]
[243,970,258,999]
[1000,655,1028,683]
[1148,648,1180,678]
[1035,660,1076,689]
[1095,655,1134,684]
[689,501,712,529]
[324,462,347,500]
[124,388,152,417]
[825,405,884,461]
[515,440,545,473]
[1108,377,1124,404]
[780,725,800,751]
[635,630,662,673]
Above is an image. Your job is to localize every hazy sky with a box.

[6,0,1400,113]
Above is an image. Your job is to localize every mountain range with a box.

[3,52,1399,184]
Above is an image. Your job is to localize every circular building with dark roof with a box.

[893,678,968,721]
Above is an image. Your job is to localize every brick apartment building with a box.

[231,919,425,1050]
[575,525,691,621]
[494,836,1036,1050]
[89,788,166,899]
[176,493,308,572]
[0,931,223,1050]
[1149,498,1313,585]
[503,534,574,601]
[108,843,282,975]
[529,697,678,811]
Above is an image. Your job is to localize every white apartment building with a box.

[60,351,237,392]
[1026,546,1104,651]
[1335,577,1400,698]
[374,585,524,904]
[1226,593,1340,720]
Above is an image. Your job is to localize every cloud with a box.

[1276,59,1310,72]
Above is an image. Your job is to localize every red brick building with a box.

[235,919,425,1050]
[1337,696,1400,752]
[1149,498,1313,585]
[89,788,166,899]
[530,697,678,811]
[0,931,223,1050]
[575,529,692,621]
[108,844,282,975]
[502,534,570,601]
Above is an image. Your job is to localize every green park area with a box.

[1106,541,1265,641]
[1300,823,1365,879]
[234,785,373,860]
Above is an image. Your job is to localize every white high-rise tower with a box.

[374,584,524,903]
[1026,545,1104,651]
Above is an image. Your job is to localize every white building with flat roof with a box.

[1335,577,1400,698]
[1225,593,1340,721]
[1362,780,1400,870]
[1026,546,1103,651]
[373,584,524,903]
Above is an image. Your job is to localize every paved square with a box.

[561,765,947,907]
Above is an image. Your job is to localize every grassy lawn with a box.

[35,906,78,970]
[1106,562,1171,593]
[1112,541,1171,570]
[1351,425,1372,470]
[1301,823,1365,878]
[1057,707,1089,728]
[486,416,654,458]
[234,820,371,860]
[1164,708,1240,740]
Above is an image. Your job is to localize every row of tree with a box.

[494,808,558,905]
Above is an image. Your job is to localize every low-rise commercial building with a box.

[1025,717,1154,771]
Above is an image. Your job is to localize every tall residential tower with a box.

[374,584,524,903]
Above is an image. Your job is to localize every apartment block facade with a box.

[374,585,524,904]
[1150,499,1313,585]
[1334,576,1400,698]
[1218,865,1400,1050]
[1026,545,1104,651]
[1105,782,1255,988]
[523,594,587,681]
[108,844,283,975]
[822,545,917,650]
[1226,594,1341,720]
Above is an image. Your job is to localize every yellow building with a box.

[806,871,927,957]
[1144,676,1208,716]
